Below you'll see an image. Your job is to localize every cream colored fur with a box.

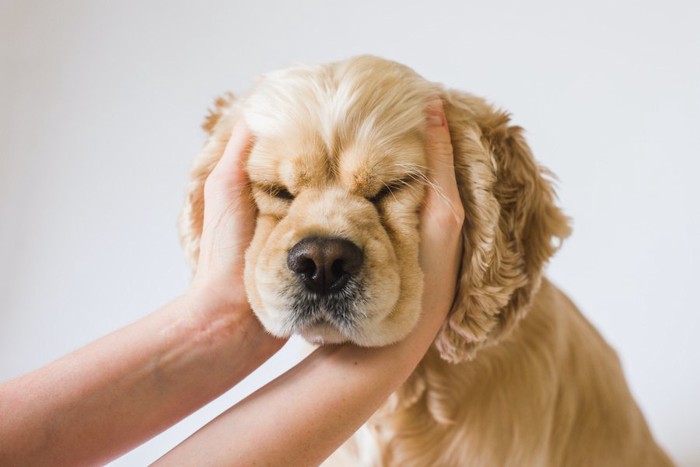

[180,56,673,466]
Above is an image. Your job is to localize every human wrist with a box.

[187,271,248,309]
[179,284,285,359]
[175,284,248,342]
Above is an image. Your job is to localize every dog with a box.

[179,56,673,466]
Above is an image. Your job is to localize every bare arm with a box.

[0,125,285,466]
[0,98,461,466]
[156,97,463,466]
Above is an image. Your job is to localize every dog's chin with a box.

[254,282,415,347]
[298,322,348,345]
[295,311,419,348]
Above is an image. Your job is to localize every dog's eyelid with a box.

[273,187,295,200]
[368,176,414,204]
[256,183,295,201]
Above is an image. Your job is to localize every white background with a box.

[1,0,698,465]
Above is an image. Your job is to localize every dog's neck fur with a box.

[330,279,672,466]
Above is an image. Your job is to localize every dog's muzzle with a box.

[284,235,367,335]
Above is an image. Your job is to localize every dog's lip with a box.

[298,319,348,345]
[306,334,326,345]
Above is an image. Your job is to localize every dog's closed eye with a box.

[368,177,413,204]
[258,184,295,201]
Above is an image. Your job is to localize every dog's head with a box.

[180,56,570,361]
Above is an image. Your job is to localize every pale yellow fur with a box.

[180,56,673,466]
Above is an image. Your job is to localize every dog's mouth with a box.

[281,279,368,342]
[250,222,407,346]
[297,320,346,345]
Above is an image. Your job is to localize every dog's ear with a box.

[179,92,238,270]
[434,91,571,363]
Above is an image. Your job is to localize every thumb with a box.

[203,121,254,219]
[423,98,462,224]
[207,120,253,189]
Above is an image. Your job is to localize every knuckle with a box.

[429,202,464,232]
[427,139,453,155]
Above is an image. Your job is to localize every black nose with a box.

[287,236,364,295]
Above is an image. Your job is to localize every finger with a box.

[424,97,457,187]
[203,121,256,225]
[425,96,452,155]
[425,97,452,147]
[423,98,462,220]
[209,120,254,186]
[420,99,464,289]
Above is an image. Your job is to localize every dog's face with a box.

[240,59,436,346]
[181,56,570,360]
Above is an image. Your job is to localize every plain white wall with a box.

[1,0,698,464]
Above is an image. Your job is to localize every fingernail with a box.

[427,114,444,127]
[425,97,445,127]
[428,95,443,106]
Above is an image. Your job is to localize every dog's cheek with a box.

[363,178,428,345]
[361,232,402,317]
[244,215,282,330]
[362,206,424,345]
[247,215,307,335]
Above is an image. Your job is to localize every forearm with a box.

[155,305,441,467]
[0,290,284,466]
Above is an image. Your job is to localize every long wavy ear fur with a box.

[435,90,571,363]
[179,92,238,270]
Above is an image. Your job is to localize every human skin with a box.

[0,98,463,466]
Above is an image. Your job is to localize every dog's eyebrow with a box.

[382,175,417,190]
[368,172,424,203]
[378,164,429,189]
[252,180,284,190]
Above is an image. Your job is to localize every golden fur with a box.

[180,56,673,466]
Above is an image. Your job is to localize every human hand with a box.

[418,98,465,331]
[190,121,257,305]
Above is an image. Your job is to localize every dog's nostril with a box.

[331,259,344,278]
[299,258,316,276]
[287,236,364,295]
[287,252,317,278]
